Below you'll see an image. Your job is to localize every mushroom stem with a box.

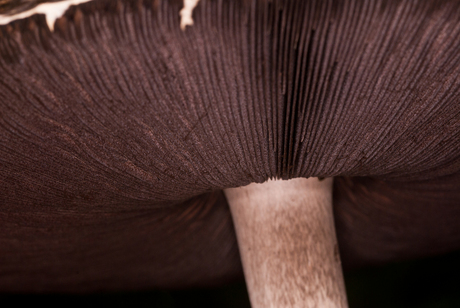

[224,177,348,308]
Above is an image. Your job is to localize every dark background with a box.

[1,249,459,307]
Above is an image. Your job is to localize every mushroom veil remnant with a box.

[0,0,92,31]
[179,0,199,30]
[1,0,460,307]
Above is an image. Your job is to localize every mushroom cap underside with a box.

[1,0,460,291]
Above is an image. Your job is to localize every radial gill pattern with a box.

[1,0,460,291]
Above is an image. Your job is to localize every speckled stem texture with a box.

[225,178,347,308]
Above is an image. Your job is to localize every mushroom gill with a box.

[0,0,460,300]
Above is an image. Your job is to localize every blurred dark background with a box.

[1,249,459,307]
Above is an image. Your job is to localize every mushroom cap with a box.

[1,0,460,291]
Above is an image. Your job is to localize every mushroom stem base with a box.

[224,177,348,308]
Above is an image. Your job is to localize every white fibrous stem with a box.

[224,178,348,308]
[180,0,199,30]
[0,0,92,31]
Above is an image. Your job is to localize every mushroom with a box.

[1,0,460,307]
